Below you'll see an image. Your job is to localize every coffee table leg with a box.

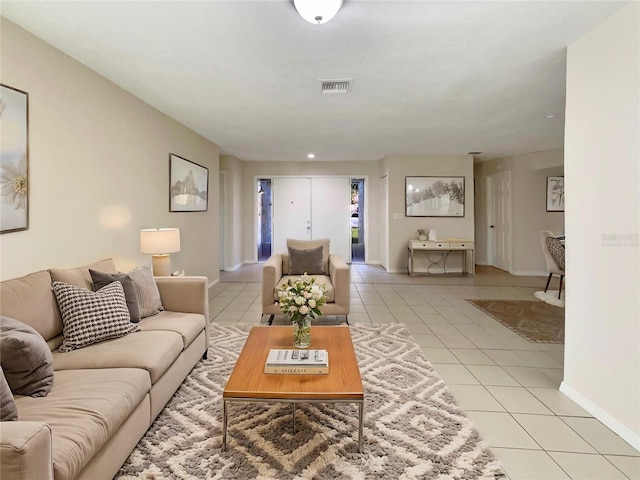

[292,402,296,434]
[222,400,228,451]
[358,401,364,453]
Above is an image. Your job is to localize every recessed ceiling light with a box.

[307,153,315,159]
[546,114,555,119]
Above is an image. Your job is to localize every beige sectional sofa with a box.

[0,259,209,480]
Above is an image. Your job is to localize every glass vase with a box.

[293,315,312,349]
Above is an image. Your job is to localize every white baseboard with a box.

[208,278,220,289]
[560,381,640,452]
[223,263,244,272]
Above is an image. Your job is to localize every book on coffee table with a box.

[264,349,329,374]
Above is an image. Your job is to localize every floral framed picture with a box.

[0,84,29,234]
[546,176,564,212]
[169,153,208,212]
[406,176,465,217]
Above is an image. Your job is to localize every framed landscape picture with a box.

[406,176,465,217]
[546,176,564,212]
[169,154,208,212]
[1,84,29,234]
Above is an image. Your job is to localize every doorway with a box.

[487,171,512,272]
[351,179,365,262]
[257,179,272,261]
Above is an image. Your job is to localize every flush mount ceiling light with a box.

[294,0,343,24]
[307,153,315,159]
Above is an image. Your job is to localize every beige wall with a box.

[384,155,475,273]
[563,3,639,450]
[236,160,381,264]
[0,19,220,282]
[475,148,564,275]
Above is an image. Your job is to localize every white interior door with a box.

[487,171,512,272]
[272,178,311,254]
[311,177,351,261]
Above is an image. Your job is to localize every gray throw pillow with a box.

[90,269,141,323]
[288,245,325,275]
[0,316,54,397]
[52,281,139,352]
[0,366,18,421]
[127,265,164,318]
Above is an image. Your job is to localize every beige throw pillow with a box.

[127,265,164,318]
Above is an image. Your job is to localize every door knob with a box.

[490,225,495,228]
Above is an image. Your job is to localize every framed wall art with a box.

[406,176,465,217]
[1,84,29,234]
[546,176,564,212]
[169,154,209,212]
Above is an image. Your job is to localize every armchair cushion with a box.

[288,245,325,275]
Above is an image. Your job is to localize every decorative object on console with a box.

[0,84,29,234]
[169,153,208,212]
[140,227,181,276]
[428,229,437,240]
[417,229,427,241]
[294,0,343,24]
[277,274,326,348]
[546,176,564,212]
[406,176,465,217]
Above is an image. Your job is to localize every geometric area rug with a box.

[467,299,564,344]
[116,324,504,479]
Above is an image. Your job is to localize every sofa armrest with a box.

[0,421,53,480]
[262,254,283,310]
[328,254,350,313]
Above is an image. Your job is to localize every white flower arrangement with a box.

[277,273,326,323]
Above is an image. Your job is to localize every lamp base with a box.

[151,254,171,276]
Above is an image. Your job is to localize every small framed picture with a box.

[1,84,29,234]
[169,154,209,212]
[546,176,564,212]
[406,176,465,217]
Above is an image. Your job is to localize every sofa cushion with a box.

[138,311,205,348]
[127,265,164,319]
[89,269,141,323]
[0,366,18,421]
[0,269,63,343]
[52,330,183,383]
[288,245,325,275]
[49,259,118,291]
[52,281,139,353]
[14,368,150,480]
[275,275,335,303]
[0,316,54,397]
[286,238,330,274]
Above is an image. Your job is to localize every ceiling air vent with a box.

[320,79,353,94]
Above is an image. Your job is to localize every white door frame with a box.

[253,174,365,263]
[219,171,227,271]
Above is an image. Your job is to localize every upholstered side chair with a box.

[540,230,565,299]
[262,238,350,324]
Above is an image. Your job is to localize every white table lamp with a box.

[140,228,181,276]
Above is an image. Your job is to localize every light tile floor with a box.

[210,264,639,480]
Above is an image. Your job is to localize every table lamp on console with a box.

[140,228,181,276]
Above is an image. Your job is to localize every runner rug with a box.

[467,299,564,344]
[116,324,504,479]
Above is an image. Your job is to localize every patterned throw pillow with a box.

[127,265,164,318]
[52,281,139,353]
[89,269,141,323]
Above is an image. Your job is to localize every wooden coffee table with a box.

[222,325,364,452]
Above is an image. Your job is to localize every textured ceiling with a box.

[1,1,628,162]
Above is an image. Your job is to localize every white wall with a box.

[384,155,475,273]
[0,19,220,282]
[475,149,564,275]
[238,160,381,265]
[563,2,639,450]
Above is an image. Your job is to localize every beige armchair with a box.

[262,239,350,324]
[540,230,565,299]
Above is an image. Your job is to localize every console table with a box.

[408,239,475,276]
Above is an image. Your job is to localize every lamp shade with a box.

[294,0,343,24]
[140,228,181,254]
